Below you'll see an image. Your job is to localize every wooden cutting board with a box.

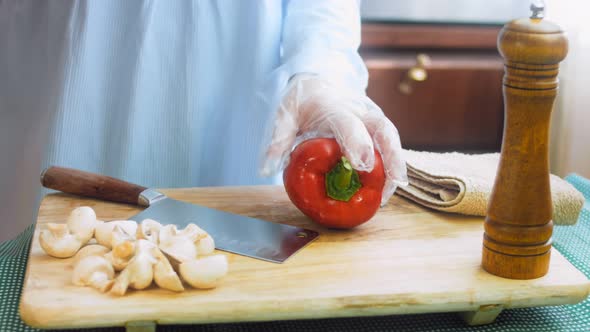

[20,186,590,331]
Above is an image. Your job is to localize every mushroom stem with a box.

[110,240,157,296]
[153,248,184,292]
[109,269,131,296]
[107,225,136,271]
[72,256,115,293]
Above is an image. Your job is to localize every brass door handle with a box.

[399,53,431,95]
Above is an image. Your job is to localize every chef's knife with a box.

[41,166,318,263]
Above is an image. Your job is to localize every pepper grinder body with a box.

[482,8,568,279]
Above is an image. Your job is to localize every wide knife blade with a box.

[130,193,319,263]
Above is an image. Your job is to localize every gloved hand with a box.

[261,74,408,205]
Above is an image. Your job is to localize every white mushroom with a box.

[196,234,215,256]
[40,204,228,295]
[158,225,197,263]
[72,244,110,266]
[178,224,208,241]
[67,206,98,244]
[153,247,184,292]
[105,225,136,271]
[158,224,207,263]
[72,255,115,293]
[110,239,158,296]
[39,223,83,258]
[136,219,162,244]
[93,219,105,239]
[111,224,136,246]
[94,220,138,249]
[179,255,228,289]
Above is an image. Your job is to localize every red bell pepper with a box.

[283,138,385,229]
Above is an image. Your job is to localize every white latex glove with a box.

[261,75,408,205]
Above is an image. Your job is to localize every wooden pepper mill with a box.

[482,2,568,280]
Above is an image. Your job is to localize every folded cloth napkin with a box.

[396,150,585,225]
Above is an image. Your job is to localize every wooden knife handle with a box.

[41,166,147,205]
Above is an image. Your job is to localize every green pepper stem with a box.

[325,157,362,202]
[334,157,353,190]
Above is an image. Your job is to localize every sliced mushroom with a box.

[73,244,110,266]
[111,224,135,246]
[110,240,158,296]
[153,247,184,292]
[158,224,207,263]
[39,223,84,258]
[67,206,98,244]
[179,255,228,289]
[179,224,208,243]
[136,219,162,244]
[196,234,215,256]
[72,255,115,293]
[105,225,136,271]
[95,220,138,249]
[92,219,105,242]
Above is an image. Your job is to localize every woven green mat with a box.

[2,174,590,332]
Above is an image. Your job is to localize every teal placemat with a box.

[2,174,590,332]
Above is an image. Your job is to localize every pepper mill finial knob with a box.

[530,1,545,19]
[481,7,568,279]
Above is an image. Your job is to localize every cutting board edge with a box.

[19,278,590,330]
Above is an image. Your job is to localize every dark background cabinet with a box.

[360,24,505,152]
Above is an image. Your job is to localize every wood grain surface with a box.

[20,186,590,330]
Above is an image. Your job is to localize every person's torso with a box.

[43,0,284,188]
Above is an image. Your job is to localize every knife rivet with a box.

[296,232,308,238]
